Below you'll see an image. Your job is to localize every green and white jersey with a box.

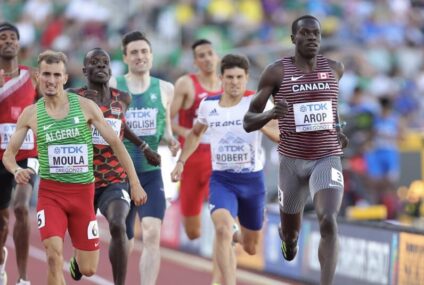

[116,76,166,172]
[36,93,94,183]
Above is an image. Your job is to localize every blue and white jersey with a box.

[197,94,269,173]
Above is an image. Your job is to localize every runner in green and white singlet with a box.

[2,50,147,284]
[36,92,94,183]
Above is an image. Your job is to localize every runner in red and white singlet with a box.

[243,15,348,285]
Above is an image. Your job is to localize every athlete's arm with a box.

[170,75,192,138]
[3,105,36,184]
[81,97,147,206]
[243,61,287,132]
[261,119,280,143]
[161,80,180,156]
[170,121,207,182]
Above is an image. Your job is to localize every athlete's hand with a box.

[337,131,349,149]
[170,161,184,182]
[144,146,161,166]
[0,69,5,88]
[14,168,35,184]
[270,99,289,119]
[168,138,180,157]
[130,183,147,206]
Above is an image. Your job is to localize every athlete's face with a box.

[83,50,111,84]
[291,19,321,59]
[193,44,219,75]
[0,30,19,60]
[124,40,153,74]
[221,67,248,99]
[37,61,68,97]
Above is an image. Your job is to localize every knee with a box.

[143,226,161,248]
[0,212,8,229]
[185,227,201,240]
[108,217,126,239]
[46,247,63,271]
[318,213,338,238]
[80,266,96,277]
[242,243,257,255]
[215,224,232,243]
[14,203,29,219]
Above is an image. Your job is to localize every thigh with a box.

[209,172,237,218]
[310,156,344,199]
[278,154,310,214]
[95,183,130,217]
[137,170,166,220]
[67,184,99,251]
[37,191,67,241]
[237,171,266,231]
[180,151,211,217]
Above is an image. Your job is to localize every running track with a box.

[4,211,302,285]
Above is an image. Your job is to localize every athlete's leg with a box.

[211,209,236,285]
[0,166,14,280]
[43,236,65,285]
[313,189,343,285]
[75,249,99,277]
[238,226,261,255]
[13,183,32,281]
[140,217,161,285]
[105,199,130,285]
[182,216,201,240]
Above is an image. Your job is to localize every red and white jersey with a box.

[0,66,37,160]
[178,74,221,146]
[273,55,342,160]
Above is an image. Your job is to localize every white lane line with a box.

[6,237,113,285]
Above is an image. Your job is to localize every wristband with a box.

[139,142,149,151]
[14,167,23,175]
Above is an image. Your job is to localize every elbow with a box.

[243,121,254,133]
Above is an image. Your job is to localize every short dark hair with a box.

[291,15,320,34]
[191,39,212,53]
[38,50,68,67]
[220,54,249,75]
[83,47,109,66]
[0,22,20,39]
[121,31,151,55]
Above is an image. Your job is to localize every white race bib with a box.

[293,101,334,132]
[0,123,35,150]
[48,144,89,173]
[214,137,253,172]
[126,108,157,136]
[92,118,121,145]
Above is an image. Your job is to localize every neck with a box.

[87,82,110,100]
[220,93,243,107]
[44,90,67,107]
[197,71,220,91]
[294,53,317,73]
[125,71,151,93]
[0,58,19,77]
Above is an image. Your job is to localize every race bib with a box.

[92,118,122,145]
[126,108,157,136]
[48,144,89,173]
[0,123,35,150]
[293,101,334,132]
[214,135,253,172]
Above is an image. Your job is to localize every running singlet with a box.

[75,87,127,188]
[36,93,94,183]
[116,76,165,172]
[274,55,342,160]
[197,93,265,173]
[0,66,37,161]
[178,74,221,146]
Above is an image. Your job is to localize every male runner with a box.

[171,54,279,285]
[2,50,146,285]
[110,31,179,285]
[69,47,159,285]
[0,22,38,285]
[243,15,348,285]
[170,39,222,242]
